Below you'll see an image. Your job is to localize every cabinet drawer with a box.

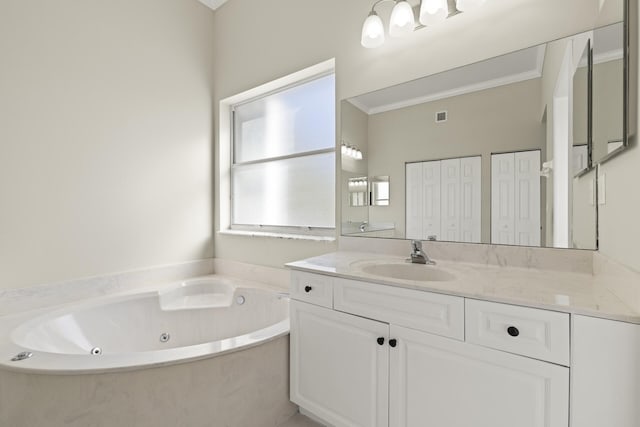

[334,278,464,340]
[465,299,570,366]
[290,271,333,308]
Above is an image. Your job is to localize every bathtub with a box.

[0,275,289,374]
[0,275,297,426]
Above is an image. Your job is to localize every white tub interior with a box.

[0,276,289,373]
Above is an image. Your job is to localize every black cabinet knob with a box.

[377,337,385,346]
[389,339,397,348]
[304,286,312,293]
[507,326,520,337]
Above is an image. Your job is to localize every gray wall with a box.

[365,78,545,243]
[212,0,617,269]
[0,0,216,289]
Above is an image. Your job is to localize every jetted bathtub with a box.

[0,275,290,374]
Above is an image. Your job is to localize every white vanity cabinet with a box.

[389,324,568,427]
[289,271,571,427]
[290,300,389,427]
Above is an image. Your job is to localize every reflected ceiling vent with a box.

[436,111,448,123]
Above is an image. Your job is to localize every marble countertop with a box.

[286,251,640,324]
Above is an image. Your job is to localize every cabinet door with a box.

[389,325,569,427]
[290,300,389,427]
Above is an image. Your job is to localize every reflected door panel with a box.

[514,151,541,247]
[406,157,481,243]
[460,157,482,243]
[422,161,441,241]
[492,153,516,245]
[491,151,541,247]
[441,159,461,242]
[405,163,423,240]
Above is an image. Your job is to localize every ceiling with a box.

[197,0,229,11]
[349,44,546,115]
[349,22,623,115]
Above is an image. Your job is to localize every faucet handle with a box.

[411,240,422,252]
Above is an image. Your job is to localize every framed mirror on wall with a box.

[340,0,629,250]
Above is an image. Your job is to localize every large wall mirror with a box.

[341,2,629,250]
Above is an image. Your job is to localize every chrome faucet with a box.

[410,240,436,265]
[359,221,368,232]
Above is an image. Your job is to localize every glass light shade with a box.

[341,144,347,154]
[420,0,448,26]
[389,1,415,38]
[346,147,354,157]
[355,150,363,160]
[456,0,486,12]
[361,12,385,48]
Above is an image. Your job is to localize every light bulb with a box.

[361,11,385,48]
[341,144,347,155]
[456,0,486,12]
[420,0,448,26]
[389,1,415,38]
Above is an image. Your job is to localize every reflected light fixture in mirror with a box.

[361,0,487,48]
[342,142,364,160]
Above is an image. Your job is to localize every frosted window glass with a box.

[233,152,335,228]
[234,74,335,163]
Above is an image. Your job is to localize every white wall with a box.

[0,0,215,289]
[213,0,617,269]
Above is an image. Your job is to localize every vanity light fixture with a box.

[389,0,416,37]
[341,142,363,160]
[361,0,487,48]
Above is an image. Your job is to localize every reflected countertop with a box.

[286,251,640,324]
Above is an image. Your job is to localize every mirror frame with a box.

[595,0,633,166]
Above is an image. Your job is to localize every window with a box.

[229,72,336,236]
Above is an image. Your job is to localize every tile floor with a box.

[278,412,324,427]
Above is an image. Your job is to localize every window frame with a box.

[220,61,337,239]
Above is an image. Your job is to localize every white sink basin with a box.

[359,262,456,282]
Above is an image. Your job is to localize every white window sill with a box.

[218,229,336,242]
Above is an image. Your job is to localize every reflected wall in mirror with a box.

[371,176,390,206]
[347,177,368,207]
[341,21,626,250]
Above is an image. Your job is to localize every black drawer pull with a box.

[507,326,520,337]
[377,337,385,346]
[304,286,312,293]
[389,339,397,348]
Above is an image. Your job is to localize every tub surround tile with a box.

[213,258,289,290]
[0,336,297,427]
[0,259,215,317]
[278,413,325,427]
[287,251,640,324]
[594,252,640,314]
[339,236,594,274]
